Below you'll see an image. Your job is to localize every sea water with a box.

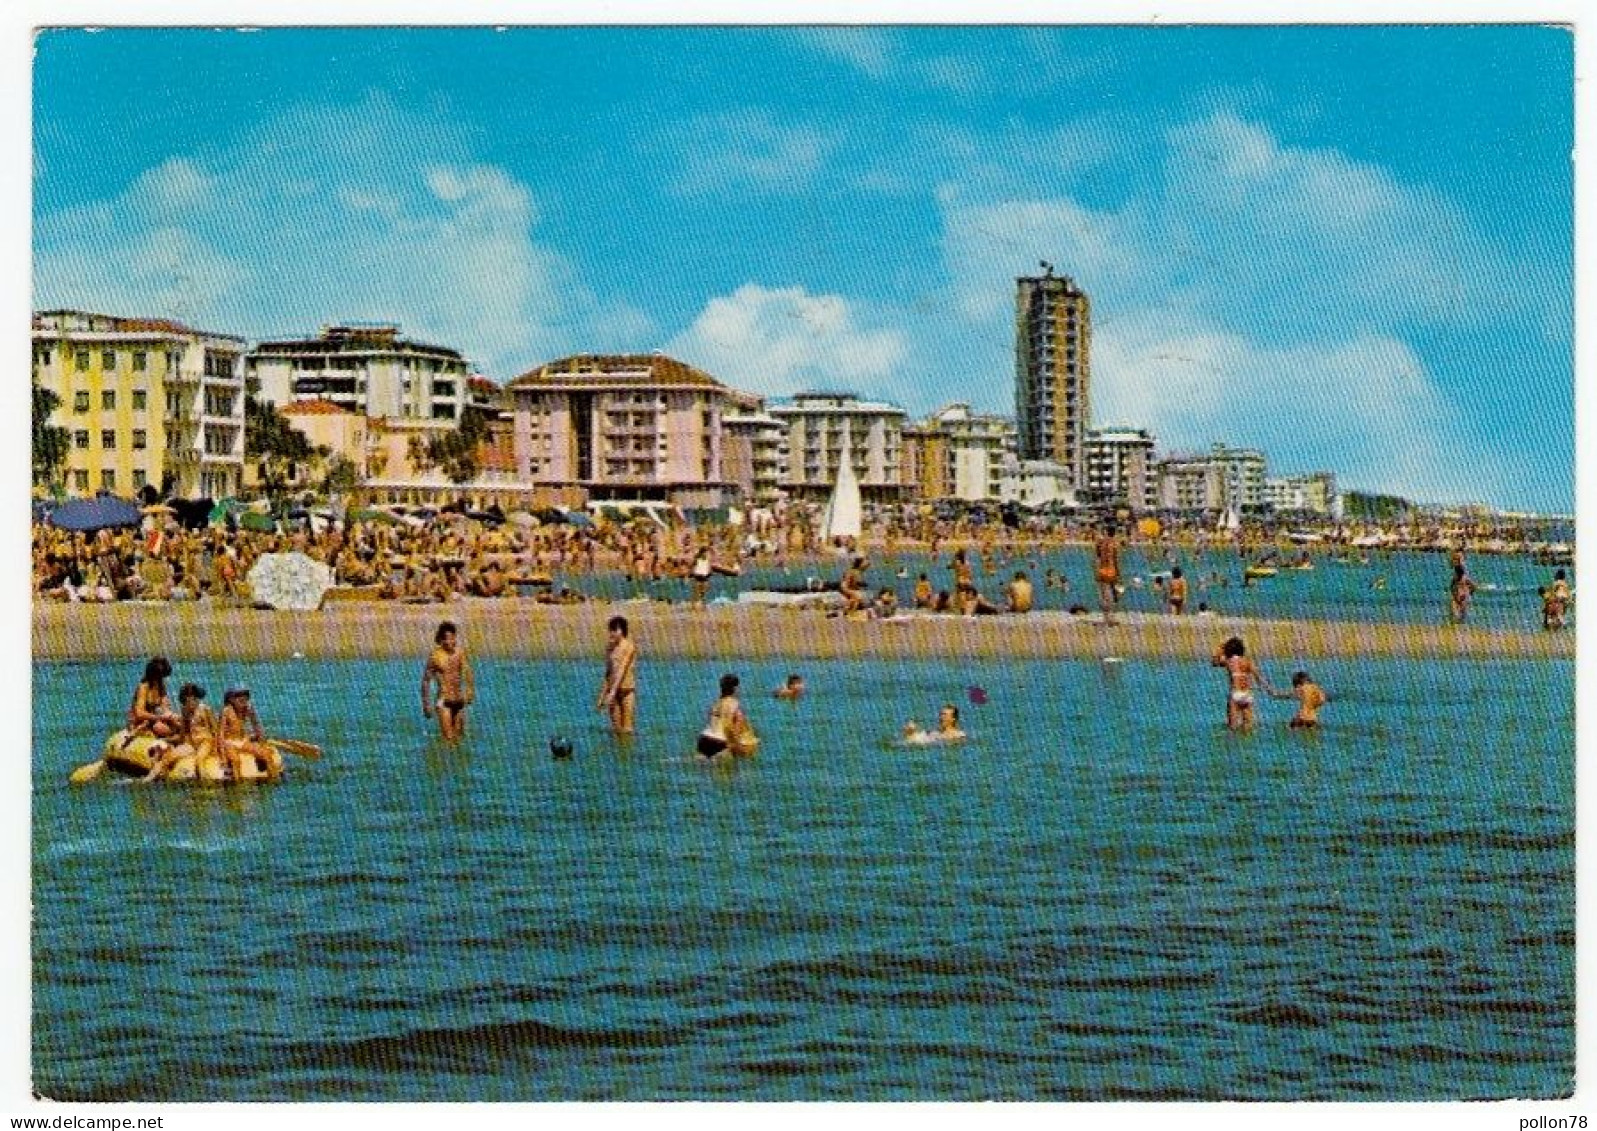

[32,654,1573,1100]
[552,548,1571,632]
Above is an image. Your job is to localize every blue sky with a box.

[32,25,1573,510]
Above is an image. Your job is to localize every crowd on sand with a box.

[32,503,1573,630]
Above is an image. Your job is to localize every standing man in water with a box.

[422,621,475,742]
[597,615,638,735]
[1093,522,1122,626]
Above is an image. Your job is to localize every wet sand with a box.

[32,600,1575,663]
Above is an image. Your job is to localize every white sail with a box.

[818,445,863,542]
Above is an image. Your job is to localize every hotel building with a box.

[1014,270,1091,488]
[507,353,746,509]
[768,392,906,503]
[1083,426,1157,512]
[32,309,246,499]
[247,324,471,422]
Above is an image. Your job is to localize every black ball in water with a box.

[550,738,573,759]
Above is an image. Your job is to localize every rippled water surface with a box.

[33,655,1573,1100]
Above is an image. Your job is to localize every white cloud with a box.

[788,28,896,79]
[666,110,837,195]
[667,284,908,400]
[919,110,1549,503]
[34,95,652,380]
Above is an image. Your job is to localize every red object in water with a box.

[967,686,989,706]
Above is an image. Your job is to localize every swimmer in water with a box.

[774,673,805,700]
[902,703,967,745]
[1271,670,1328,729]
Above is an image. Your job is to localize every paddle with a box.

[69,759,106,785]
[268,737,322,760]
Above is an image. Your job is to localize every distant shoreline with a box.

[32,601,1574,664]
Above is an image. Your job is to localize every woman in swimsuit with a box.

[1210,636,1276,731]
[697,674,750,759]
[127,656,181,740]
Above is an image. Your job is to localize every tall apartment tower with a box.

[1014,270,1091,487]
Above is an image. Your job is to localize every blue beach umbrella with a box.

[48,495,141,533]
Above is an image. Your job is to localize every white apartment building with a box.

[998,459,1078,508]
[33,309,245,499]
[1084,426,1157,512]
[927,403,1015,502]
[723,395,789,505]
[247,324,471,422]
[1155,444,1266,514]
[769,392,906,502]
[1264,471,1338,515]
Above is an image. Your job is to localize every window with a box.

[74,430,89,450]
[73,469,88,491]
[132,429,147,451]
[101,391,116,411]
[101,470,116,492]
[74,350,89,372]
[132,391,147,411]
[132,351,147,371]
[74,391,89,413]
[101,429,115,450]
[132,470,147,491]
[101,350,116,370]
[36,347,53,367]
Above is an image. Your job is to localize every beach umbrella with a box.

[247,551,336,611]
[49,495,142,533]
[465,509,503,527]
[238,511,276,533]
[565,511,594,528]
[505,510,540,529]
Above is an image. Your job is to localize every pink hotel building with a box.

[508,353,756,509]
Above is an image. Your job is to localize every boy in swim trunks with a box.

[1271,671,1328,729]
[422,621,475,742]
[1210,636,1276,731]
[1167,567,1188,615]
[597,615,638,734]
[141,683,217,783]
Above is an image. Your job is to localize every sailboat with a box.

[817,441,863,546]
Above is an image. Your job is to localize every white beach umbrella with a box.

[247,551,336,611]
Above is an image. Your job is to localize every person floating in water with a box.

[902,703,966,745]
[597,615,638,734]
[1093,524,1122,625]
[422,620,475,742]
[774,673,805,700]
[126,655,181,742]
[1210,636,1276,731]
[698,673,755,759]
[1271,671,1328,730]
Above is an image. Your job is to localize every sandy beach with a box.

[32,600,1575,663]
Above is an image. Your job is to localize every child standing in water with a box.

[422,621,475,742]
[903,704,967,745]
[1272,671,1329,730]
[597,615,638,734]
[1167,567,1188,615]
[1449,563,1478,622]
[1210,637,1276,731]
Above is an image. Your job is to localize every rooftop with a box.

[508,353,726,390]
[279,398,353,417]
[33,309,244,343]
[253,324,464,361]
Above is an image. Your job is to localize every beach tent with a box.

[49,495,141,533]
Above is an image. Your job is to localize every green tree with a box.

[321,453,361,496]
[32,383,70,490]
[426,408,492,486]
[245,395,317,500]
